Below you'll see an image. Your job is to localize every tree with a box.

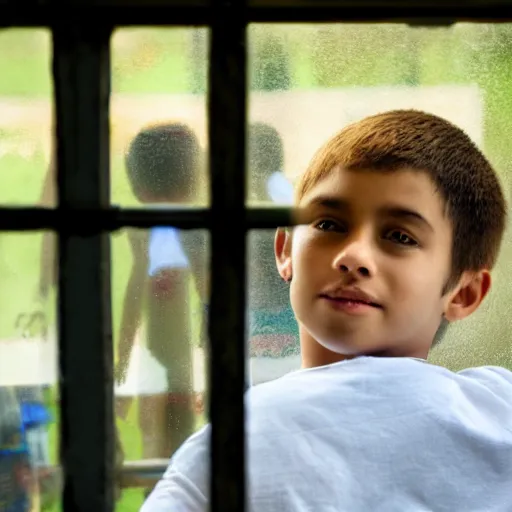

[251,32,291,92]
[189,29,208,95]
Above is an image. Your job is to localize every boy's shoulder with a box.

[457,364,512,397]
[245,358,512,413]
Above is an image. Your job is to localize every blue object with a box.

[148,227,190,277]
[20,403,51,431]
[266,172,294,205]
[0,388,31,512]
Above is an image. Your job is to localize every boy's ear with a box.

[275,228,293,282]
[444,269,491,322]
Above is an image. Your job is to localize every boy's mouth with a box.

[319,288,383,309]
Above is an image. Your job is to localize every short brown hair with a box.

[296,110,507,284]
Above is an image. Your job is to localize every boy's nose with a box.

[332,240,375,278]
[339,262,370,277]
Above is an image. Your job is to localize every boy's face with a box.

[276,167,491,360]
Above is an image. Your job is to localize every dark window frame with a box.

[1,1,511,511]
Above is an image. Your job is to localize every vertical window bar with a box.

[53,22,114,512]
[208,1,248,511]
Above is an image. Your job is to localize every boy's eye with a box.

[384,229,418,247]
[314,220,342,232]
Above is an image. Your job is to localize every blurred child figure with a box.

[114,122,208,466]
[22,128,125,503]
[12,146,56,511]
[247,122,299,385]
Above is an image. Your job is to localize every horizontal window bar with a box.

[0,207,295,231]
[119,460,169,489]
[1,1,511,26]
[33,460,170,493]
[1,0,512,6]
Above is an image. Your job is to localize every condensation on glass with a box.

[0,232,59,512]
[246,23,512,384]
[112,227,209,507]
[0,29,53,207]
[246,230,301,386]
[110,28,209,207]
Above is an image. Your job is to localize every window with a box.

[0,2,510,512]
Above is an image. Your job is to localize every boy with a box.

[247,122,299,385]
[114,122,208,463]
[20,134,125,502]
[141,110,512,511]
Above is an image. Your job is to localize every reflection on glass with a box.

[0,233,59,512]
[110,28,209,207]
[0,29,53,207]
[247,23,512,377]
[112,227,208,506]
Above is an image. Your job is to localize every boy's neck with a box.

[299,326,352,369]
[299,326,430,369]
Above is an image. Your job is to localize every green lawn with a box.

[2,23,512,511]
[42,393,147,511]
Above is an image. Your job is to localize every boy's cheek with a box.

[290,226,312,260]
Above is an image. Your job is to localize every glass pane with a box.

[247,230,300,385]
[0,29,54,206]
[0,232,59,512]
[247,23,512,378]
[112,228,209,509]
[110,28,209,207]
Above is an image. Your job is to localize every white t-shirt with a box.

[141,356,512,512]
